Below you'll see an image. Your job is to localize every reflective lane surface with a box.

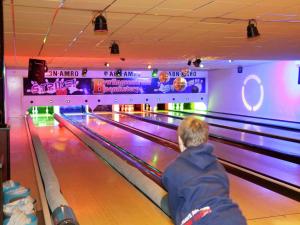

[182,110,300,131]
[93,112,300,188]
[62,113,300,223]
[132,111,300,158]
[159,110,300,143]
[33,115,172,225]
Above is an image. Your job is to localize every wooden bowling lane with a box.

[8,117,42,212]
[34,122,172,225]
[134,111,300,158]
[63,113,300,224]
[65,113,178,172]
[229,174,300,224]
[92,113,300,188]
[160,110,300,142]
[181,110,300,131]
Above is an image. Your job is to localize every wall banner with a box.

[24,77,206,95]
[23,78,92,95]
[92,77,206,94]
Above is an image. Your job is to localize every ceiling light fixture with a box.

[104,62,110,67]
[247,19,260,38]
[152,69,158,77]
[110,41,119,54]
[115,69,122,77]
[193,58,202,67]
[94,14,108,32]
[147,65,152,69]
[200,64,204,68]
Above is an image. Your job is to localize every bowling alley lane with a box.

[60,114,300,222]
[64,113,178,171]
[94,112,300,188]
[32,117,172,225]
[158,110,300,143]
[129,111,300,158]
[181,109,300,131]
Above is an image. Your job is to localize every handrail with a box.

[26,116,79,225]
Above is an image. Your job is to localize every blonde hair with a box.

[178,116,209,147]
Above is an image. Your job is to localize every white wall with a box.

[208,61,300,121]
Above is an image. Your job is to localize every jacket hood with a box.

[180,143,216,170]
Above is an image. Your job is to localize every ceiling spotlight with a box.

[104,62,110,67]
[110,42,119,54]
[187,60,192,66]
[93,14,108,32]
[193,58,202,67]
[115,69,122,77]
[247,19,260,38]
[200,64,204,68]
[152,69,158,77]
[228,59,233,63]
[147,65,152,69]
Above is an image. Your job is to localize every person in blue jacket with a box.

[162,116,247,225]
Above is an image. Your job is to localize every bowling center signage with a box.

[24,70,206,96]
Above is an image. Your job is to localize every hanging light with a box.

[94,14,108,32]
[110,42,119,54]
[152,69,158,77]
[247,19,260,38]
[193,58,201,67]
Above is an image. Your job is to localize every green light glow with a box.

[28,106,54,115]
[31,115,58,127]
[192,102,207,111]
[151,154,159,166]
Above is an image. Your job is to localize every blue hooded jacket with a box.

[162,143,247,225]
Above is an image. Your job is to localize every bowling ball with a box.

[159,71,170,83]
[192,85,199,93]
[173,77,187,91]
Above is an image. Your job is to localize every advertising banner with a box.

[24,76,205,96]
[92,77,205,94]
[23,78,92,95]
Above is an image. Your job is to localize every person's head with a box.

[177,116,209,152]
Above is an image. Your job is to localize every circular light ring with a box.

[241,74,264,112]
